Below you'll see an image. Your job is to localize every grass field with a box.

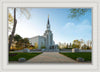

[9,53,41,61]
[60,52,91,61]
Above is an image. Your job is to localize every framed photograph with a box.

[0,0,99,72]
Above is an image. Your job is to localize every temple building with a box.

[29,15,58,51]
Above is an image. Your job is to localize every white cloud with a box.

[63,19,92,41]
[64,20,91,33]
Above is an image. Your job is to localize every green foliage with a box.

[16,39,24,48]
[72,44,80,48]
[12,34,31,49]
[23,38,30,48]
[14,34,22,42]
[58,39,92,49]
[81,44,88,50]
[41,46,46,49]
[60,52,91,61]
[8,11,14,31]
[8,8,31,50]
[8,12,14,24]
[68,8,89,18]
[8,34,12,40]
[72,40,81,48]
[9,53,41,61]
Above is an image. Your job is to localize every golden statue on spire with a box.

[48,14,49,18]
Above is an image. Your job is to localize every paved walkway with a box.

[26,52,77,63]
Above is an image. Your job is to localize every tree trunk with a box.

[9,8,17,51]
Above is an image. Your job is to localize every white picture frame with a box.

[0,0,99,72]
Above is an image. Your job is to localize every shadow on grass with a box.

[60,52,91,61]
[9,52,42,61]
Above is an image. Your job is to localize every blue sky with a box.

[9,8,92,44]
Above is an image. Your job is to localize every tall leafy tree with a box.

[8,8,30,51]
[14,34,22,42]
[9,8,17,51]
[23,38,30,48]
[16,39,24,49]
[72,40,81,48]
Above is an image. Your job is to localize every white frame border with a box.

[0,0,99,72]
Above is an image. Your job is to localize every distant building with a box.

[29,15,58,51]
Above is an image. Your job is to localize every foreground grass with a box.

[60,52,91,61]
[9,53,41,61]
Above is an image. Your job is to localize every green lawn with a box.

[60,52,91,61]
[9,53,41,61]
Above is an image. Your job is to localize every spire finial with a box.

[47,14,50,24]
[48,14,49,18]
[47,14,50,30]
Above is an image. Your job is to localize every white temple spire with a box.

[47,14,50,30]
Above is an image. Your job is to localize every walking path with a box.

[26,52,77,63]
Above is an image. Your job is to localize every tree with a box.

[80,39,84,49]
[87,40,90,47]
[16,39,24,49]
[30,45,35,49]
[8,12,14,31]
[81,44,87,50]
[87,40,92,49]
[69,43,72,48]
[23,38,30,48]
[72,40,81,48]
[8,34,12,41]
[9,8,17,51]
[63,42,67,48]
[90,40,92,49]
[65,43,69,48]
[15,37,30,49]
[11,34,22,50]
[68,8,90,19]
[8,8,30,51]
[14,34,22,42]
[58,42,62,49]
